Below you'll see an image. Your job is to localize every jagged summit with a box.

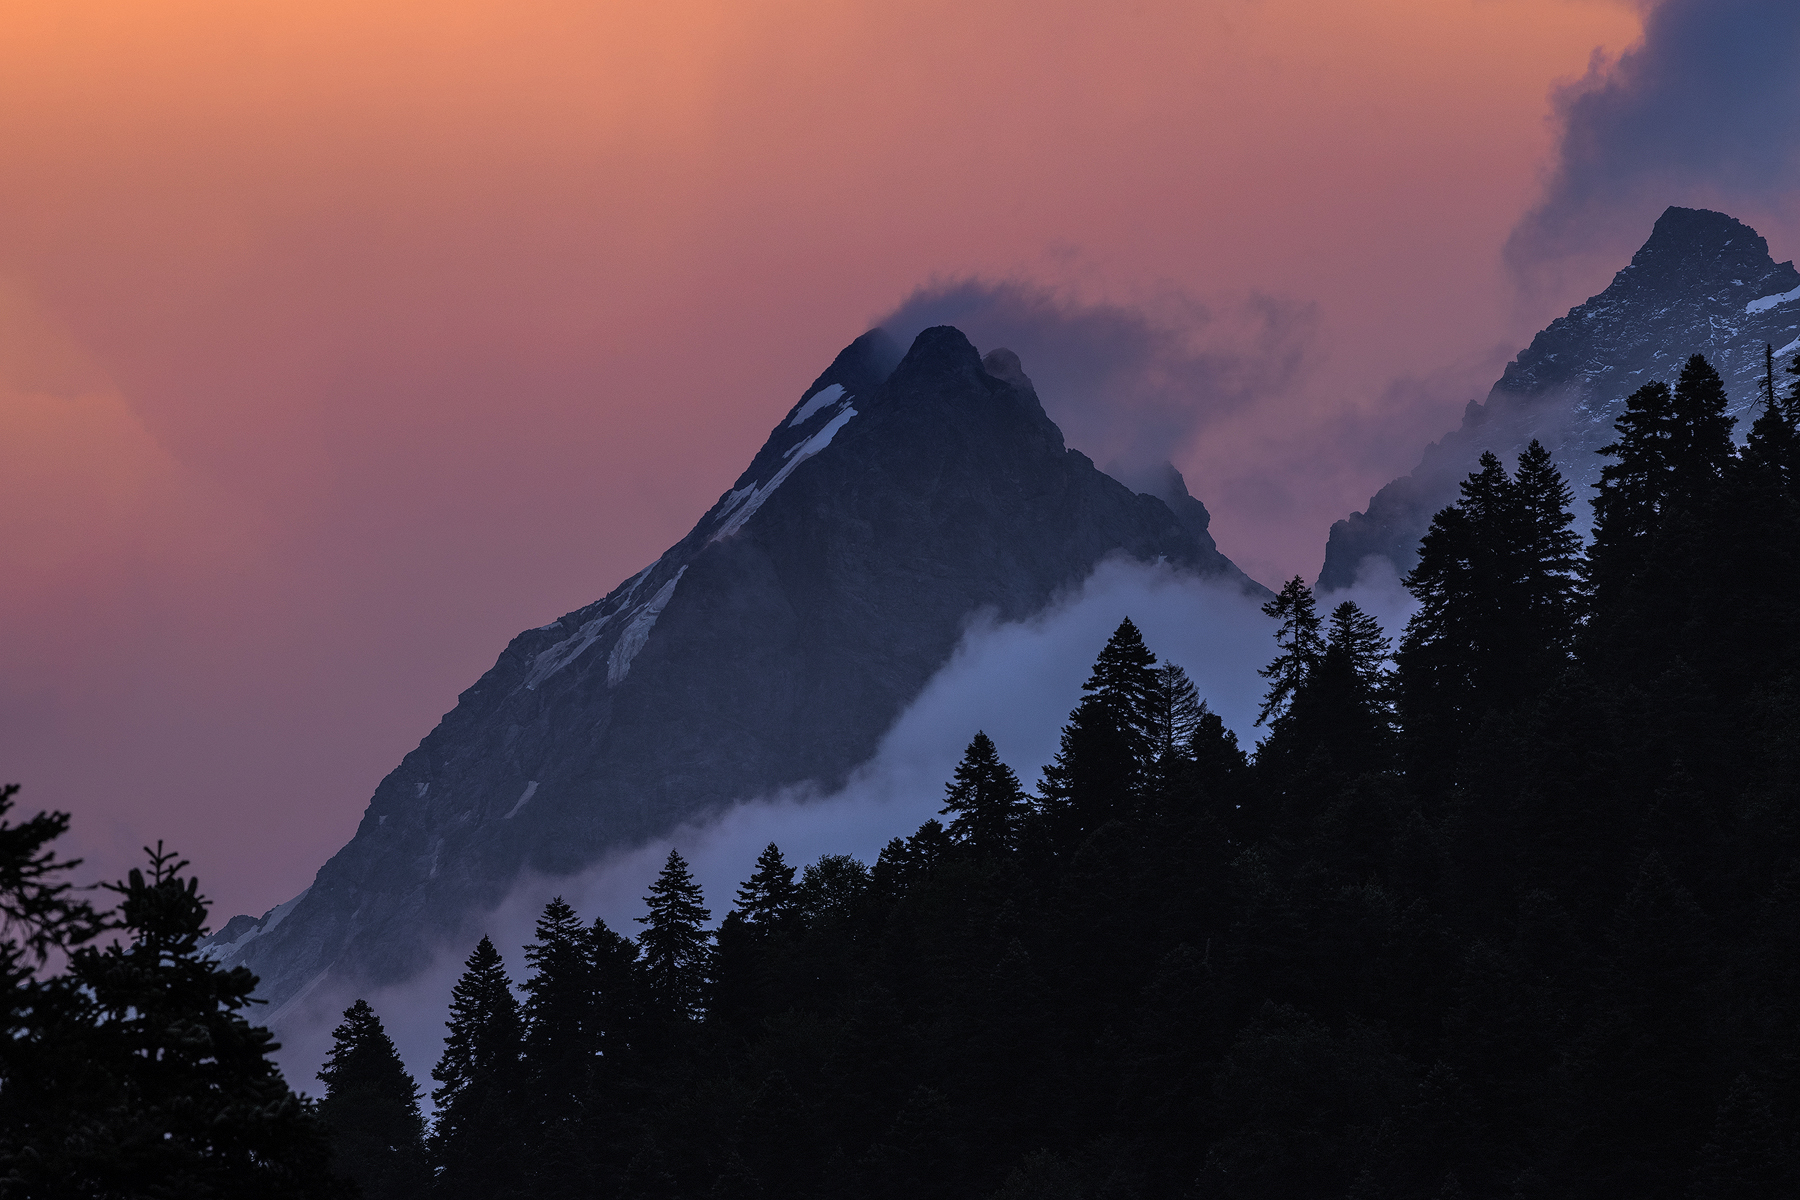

[208,324,1262,1016]
[1319,206,1800,591]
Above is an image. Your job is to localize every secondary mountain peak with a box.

[208,324,1263,1015]
[1320,205,1800,591]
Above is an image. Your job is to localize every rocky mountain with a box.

[206,326,1263,1013]
[1319,206,1800,591]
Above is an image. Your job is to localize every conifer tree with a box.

[940,731,1028,853]
[735,843,798,928]
[1257,601,1393,791]
[1512,439,1584,654]
[587,916,643,1054]
[1148,662,1205,765]
[430,935,525,1197]
[1398,446,1580,782]
[1188,701,1247,797]
[1038,619,1165,847]
[1083,617,1160,745]
[1787,350,1800,421]
[1257,577,1323,726]
[1666,354,1736,499]
[523,898,598,1084]
[317,999,429,1200]
[3,843,338,1195]
[1593,378,1676,573]
[637,849,712,1021]
[520,897,601,1193]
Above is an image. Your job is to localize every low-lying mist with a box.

[268,556,1339,1096]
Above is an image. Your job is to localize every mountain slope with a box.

[1319,206,1800,590]
[210,326,1263,1010]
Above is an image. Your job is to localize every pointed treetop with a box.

[1083,617,1157,701]
[940,731,1028,852]
[736,843,798,927]
[1257,577,1323,726]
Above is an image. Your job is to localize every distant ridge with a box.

[1320,206,1800,590]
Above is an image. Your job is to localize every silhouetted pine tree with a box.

[1257,577,1324,727]
[637,849,712,1021]
[1398,445,1581,788]
[521,898,602,1196]
[587,916,643,1057]
[6,843,339,1196]
[1256,599,1394,818]
[430,935,525,1198]
[734,842,798,929]
[1038,618,1162,848]
[940,731,1028,854]
[1590,355,1736,658]
[1512,439,1584,657]
[317,999,428,1200]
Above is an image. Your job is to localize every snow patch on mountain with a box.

[200,887,311,961]
[522,562,657,690]
[712,407,857,540]
[1747,284,1800,314]
[607,566,688,686]
[789,383,847,427]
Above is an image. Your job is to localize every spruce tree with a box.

[1084,617,1160,743]
[521,898,600,1194]
[1593,378,1676,581]
[3,843,339,1196]
[430,935,525,1198]
[1256,577,1323,726]
[1144,665,1202,770]
[1512,439,1584,656]
[637,849,713,1021]
[1038,619,1164,848]
[735,843,798,928]
[523,898,598,1088]
[587,916,643,1056]
[1397,445,1581,786]
[317,999,429,1200]
[940,731,1028,853]
[1258,601,1393,794]
[1666,354,1736,500]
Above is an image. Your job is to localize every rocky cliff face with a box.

[208,326,1262,1011]
[1319,207,1800,591]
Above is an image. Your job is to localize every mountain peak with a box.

[1616,206,1791,298]
[886,325,989,392]
[209,323,1262,1014]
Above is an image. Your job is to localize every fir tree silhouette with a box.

[637,849,712,1021]
[940,731,1028,853]
[317,999,428,1200]
[430,935,524,1197]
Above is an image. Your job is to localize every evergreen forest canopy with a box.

[5,348,1800,1198]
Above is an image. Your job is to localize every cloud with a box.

[268,556,1285,1097]
[1506,0,1800,282]
[878,279,1317,481]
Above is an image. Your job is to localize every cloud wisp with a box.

[1507,0,1800,288]
[878,279,1317,485]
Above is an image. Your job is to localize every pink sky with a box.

[3,0,1758,920]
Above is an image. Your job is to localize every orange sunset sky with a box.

[2,0,1787,921]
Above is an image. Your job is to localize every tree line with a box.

[5,348,1800,1198]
